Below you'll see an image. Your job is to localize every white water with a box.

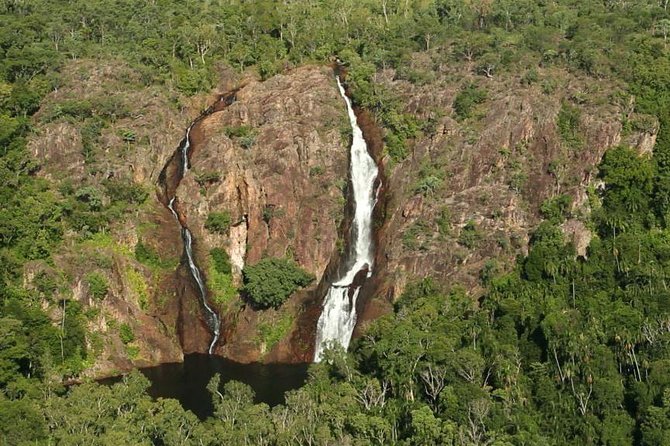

[314,77,379,362]
[168,127,221,355]
[183,228,220,354]
[181,125,193,173]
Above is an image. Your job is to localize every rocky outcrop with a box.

[171,66,350,361]
[360,58,656,328]
[26,55,659,374]
[27,60,351,371]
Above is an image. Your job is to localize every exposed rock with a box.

[166,65,350,361]
[562,219,592,258]
[27,56,659,374]
[365,61,646,316]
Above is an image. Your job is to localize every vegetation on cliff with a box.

[242,258,314,309]
[1,0,670,444]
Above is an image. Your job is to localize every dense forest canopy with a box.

[2,0,670,444]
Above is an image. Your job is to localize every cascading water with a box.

[181,125,193,173]
[167,129,221,355]
[314,76,379,362]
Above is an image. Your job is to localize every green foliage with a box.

[435,206,451,236]
[224,125,256,149]
[540,194,573,223]
[210,248,232,275]
[402,220,432,251]
[195,171,221,186]
[458,220,481,249]
[453,84,487,120]
[119,323,135,344]
[135,241,175,270]
[74,186,104,211]
[208,250,237,306]
[80,118,104,163]
[309,166,324,177]
[557,102,583,148]
[103,179,148,205]
[173,64,214,95]
[134,242,157,265]
[85,272,108,300]
[413,162,445,196]
[125,267,149,310]
[257,313,293,352]
[262,205,284,224]
[597,146,653,232]
[204,211,232,234]
[242,258,313,309]
[0,399,47,445]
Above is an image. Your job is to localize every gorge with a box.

[6,2,670,443]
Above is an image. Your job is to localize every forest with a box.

[2,0,670,444]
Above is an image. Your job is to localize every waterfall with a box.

[181,125,193,174]
[167,128,221,355]
[182,228,220,354]
[314,76,379,362]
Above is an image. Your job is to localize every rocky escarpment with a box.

[356,54,658,333]
[28,60,352,373]
[27,60,196,375]
[25,54,659,374]
[168,66,350,361]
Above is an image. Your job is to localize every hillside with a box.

[2,1,670,445]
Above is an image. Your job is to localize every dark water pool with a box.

[101,354,310,419]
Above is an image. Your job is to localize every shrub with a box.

[85,272,108,300]
[540,194,573,223]
[195,171,221,186]
[262,205,284,224]
[74,186,105,211]
[436,207,451,236]
[119,323,135,344]
[210,248,232,274]
[242,258,314,309]
[135,242,159,266]
[257,313,293,351]
[205,211,232,234]
[125,267,149,310]
[224,125,256,148]
[458,220,481,249]
[453,84,487,120]
[557,102,582,148]
[173,64,214,95]
[103,179,148,205]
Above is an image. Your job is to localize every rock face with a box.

[171,66,350,361]
[358,59,655,329]
[26,56,658,374]
[28,60,351,371]
[27,60,194,376]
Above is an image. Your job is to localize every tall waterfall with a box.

[167,131,221,355]
[314,77,379,362]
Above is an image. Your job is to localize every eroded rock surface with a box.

[26,56,659,374]
[175,66,350,361]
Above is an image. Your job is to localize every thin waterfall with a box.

[314,76,379,362]
[181,125,193,173]
[167,129,221,354]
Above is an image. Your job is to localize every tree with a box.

[241,258,313,309]
[204,211,232,234]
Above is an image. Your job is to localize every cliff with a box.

[158,66,351,361]
[27,61,351,371]
[25,56,656,374]
[357,54,655,331]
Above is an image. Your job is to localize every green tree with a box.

[242,258,313,309]
[204,211,232,234]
